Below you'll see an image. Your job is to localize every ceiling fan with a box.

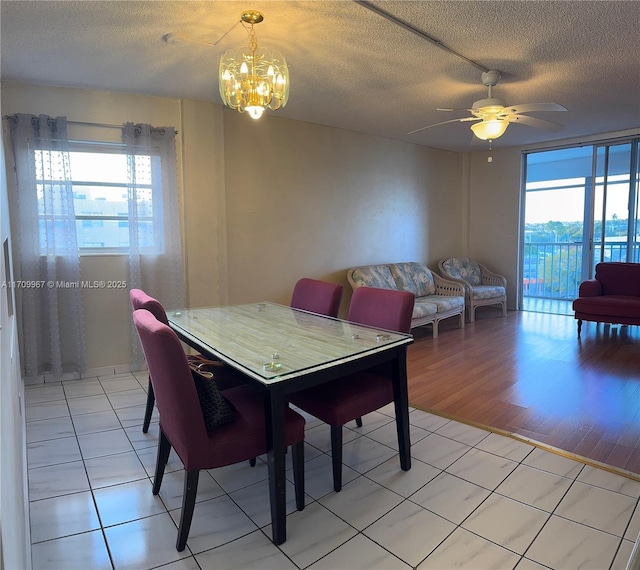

[409,70,567,141]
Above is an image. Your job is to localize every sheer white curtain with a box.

[6,114,86,379]
[124,123,184,369]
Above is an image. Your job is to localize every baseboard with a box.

[24,363,147,385]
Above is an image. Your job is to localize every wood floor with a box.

[406,308,640,477]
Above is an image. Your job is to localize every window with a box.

[9,114,183,377]
[35,142,159,253]
[521,138,640,304]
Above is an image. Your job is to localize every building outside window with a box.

[35,145,158,254]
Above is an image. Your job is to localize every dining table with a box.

[167,301,414,545]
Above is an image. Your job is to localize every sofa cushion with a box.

[413,299,438,318]
[389,262,436,297]
[471,285,506,300]
[349,265,398,290]
[573,295,640,319]
[421,295,465,313]
[442,258,482,286]
[595,263,640,297]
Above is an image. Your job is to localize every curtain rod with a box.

[68,120,122,129]
[3,115,178,134]
[68,120,178,135]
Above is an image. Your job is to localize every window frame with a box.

[34,139,161,256]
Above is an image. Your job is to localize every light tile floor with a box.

[25,372,640,570]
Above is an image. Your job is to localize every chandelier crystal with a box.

[219,11,290,120]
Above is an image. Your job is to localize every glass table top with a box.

[167,302,413,383]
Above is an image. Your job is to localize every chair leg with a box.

[291,441,305,511]
[249,457,256,467]
[577,319,582,337]
[330,425,343,492]
[176,470,199,552]
[142,377,155,433]
[152,429,171,495]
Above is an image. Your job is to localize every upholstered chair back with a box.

[129,288,169,325]
[133,309,209,466]
[290,278,343,317]
[348,287,415,334]
[389,262,436,297]
[595,262,640,297]
[441,258,483,286]
[349,265,398,290]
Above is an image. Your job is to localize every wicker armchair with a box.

[438,258,507,322]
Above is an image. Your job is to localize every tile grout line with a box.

[64,377,120,570]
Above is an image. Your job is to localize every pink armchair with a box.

[572,262,640,336]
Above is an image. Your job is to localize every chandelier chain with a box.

[246,23,258,54]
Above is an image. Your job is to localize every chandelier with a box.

[219,11,290,120]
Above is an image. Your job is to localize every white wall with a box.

[222,109,463,313]
[467,147,523,308]
[181,100,229,308]
[1,124,31,569]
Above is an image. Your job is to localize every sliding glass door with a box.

[521,137,639,312]
[592,142,640,268]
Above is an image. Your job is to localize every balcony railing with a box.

[523,242,637,300]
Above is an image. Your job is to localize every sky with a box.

[525,177,632,225]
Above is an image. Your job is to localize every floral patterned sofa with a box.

[438,258,507,322]
[346,262,465,338]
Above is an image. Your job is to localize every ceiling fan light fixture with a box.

[471,118,509,141]
[408,68,566,142]
[219,10,290,120]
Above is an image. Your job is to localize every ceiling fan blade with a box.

[509,114,565,132]
[436,107,472,112]
[408,117,480,135]
[504,102,567,114]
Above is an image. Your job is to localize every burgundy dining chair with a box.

[291,277,370,427]
[290,278,358,420]
[290,278,343,318]
[129,289,169,433]
[289,286,414,492]
[129,289,241,433]
[133,308,306,551]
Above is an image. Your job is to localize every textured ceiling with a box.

[1,0,639,152]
